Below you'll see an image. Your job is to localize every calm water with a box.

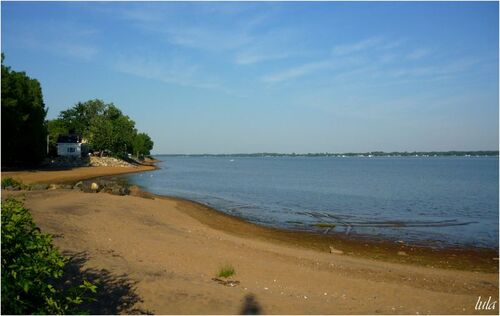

[125,156,499,248]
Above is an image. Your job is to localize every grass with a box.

[217,264,235,278]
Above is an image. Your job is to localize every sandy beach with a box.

[1,167,498,314]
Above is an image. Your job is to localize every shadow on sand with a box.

[61,251,152,314]
[240,294,262,315]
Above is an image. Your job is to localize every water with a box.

[125,156,499,249]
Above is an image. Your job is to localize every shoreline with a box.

[2,165,498,313]
[153,194,499,273]
[3,164,498,273]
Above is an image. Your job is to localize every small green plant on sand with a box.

[217,264,235,278]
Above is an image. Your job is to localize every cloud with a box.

[113,55,236,94]
[59,43,99,61]
[235,51,289,65]
[332,37,382,55]
[407,48,430,60]
[261,60,334,83]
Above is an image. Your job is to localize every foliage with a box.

[1,54,48,165]
[132,133,154,157]
[1,177,26,190]
[58,99,106,138]
[217,264,235,278]
[47,118,69,157]
[52,99,153,157]
[1,198,96,314]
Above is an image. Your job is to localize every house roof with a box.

[57,134,82,143]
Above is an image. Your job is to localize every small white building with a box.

[57,135,83,157]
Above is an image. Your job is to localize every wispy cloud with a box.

[113,55,236,94]
[332,37,382,55]
[235,51,289,65]
[261,60,334,83]
[407,48,431,60]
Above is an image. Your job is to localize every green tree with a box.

[58,99,106,139]
[47,118,69,156]
[132,133,154,157]
[1,54,48,165]
[88,116,114,156]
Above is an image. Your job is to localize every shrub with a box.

[1,177,26,190]
[1,198,96,314]
[217,264,235,278]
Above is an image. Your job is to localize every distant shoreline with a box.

[155,150,499,157]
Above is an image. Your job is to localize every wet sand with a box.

[1,166,498,314]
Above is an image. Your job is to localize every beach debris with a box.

[212,277,240,287]
[397,251,408,256]
[29,183,49,191]
[329,246,343,255]
[90,182,99,191]
[73,181,83,190]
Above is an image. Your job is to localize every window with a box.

[67,147,76,153]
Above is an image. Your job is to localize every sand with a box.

[1,165,155,185]
[1,167,498,314]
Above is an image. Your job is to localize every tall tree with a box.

[1,54,47,165]
[58,99,106,139]
[132,133,154,157]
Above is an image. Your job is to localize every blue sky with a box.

[2,1,498,154]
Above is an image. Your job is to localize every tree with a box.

[57,99,153,158]
[58,99,106,139]
[88,116,114,156]
[132,133,154,157]
[1,54,48,165]
[87,104,137,157]
[47,119,69,157]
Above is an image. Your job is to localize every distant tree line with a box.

[1,54,154,166]
[164,151,499,157]
[48,99,154,158]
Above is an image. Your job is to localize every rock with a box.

[329,246,343,255]
[90,182,99,191]
[397,251,408,256]
[4,185,19,191]
[30,183,49,190]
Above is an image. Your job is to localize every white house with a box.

[57,135,83,157]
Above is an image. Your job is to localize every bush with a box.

[1,177,26,190]
[1,198,96,314]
